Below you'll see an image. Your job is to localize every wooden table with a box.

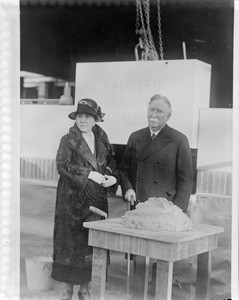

[83,218,223,300]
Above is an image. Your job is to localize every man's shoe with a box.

[61,290,73,300]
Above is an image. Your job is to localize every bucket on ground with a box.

[25,256,54,291]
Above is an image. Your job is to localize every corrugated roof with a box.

[20,0,134,6]
[20,0,230,7]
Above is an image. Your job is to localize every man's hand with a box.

[125,189,136,204]
[101,175,117,187]
[88,171,105,184]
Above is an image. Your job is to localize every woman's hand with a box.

[88,171,105,184]
[101,175,117,187]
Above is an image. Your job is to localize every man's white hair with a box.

[149,94,172,112]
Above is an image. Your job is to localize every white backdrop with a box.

[197,108,232,169]
[76,59,211,147]
[20,59,211,159]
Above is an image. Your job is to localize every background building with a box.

[20,0,233,108]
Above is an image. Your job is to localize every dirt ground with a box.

[20,178,230,300]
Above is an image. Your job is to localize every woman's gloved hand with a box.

[101,175,117,187]
[88,171,105,184]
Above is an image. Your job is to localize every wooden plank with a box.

[90,247,107,300]
[88,229,219,261]
[144,257,150,300]
[154,260,173,300]
[84,219,224,243]
[88,230,174,260]
[132,255,146,300]
[195,251,211,300]
[174,234,218,260]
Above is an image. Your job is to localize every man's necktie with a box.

[151,132,156,140]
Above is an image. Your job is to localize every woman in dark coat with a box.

[51,98,118,300]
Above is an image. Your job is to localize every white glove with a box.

[101,175,117,188]
[88,171,105,185]
[125,189,136,204]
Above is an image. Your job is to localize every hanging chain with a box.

[157,0,164,60]
[143,0,158,60]
[135,0,140,34]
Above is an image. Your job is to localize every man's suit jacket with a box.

[120,124,193,213]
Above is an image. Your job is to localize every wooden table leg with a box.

[196,251,211,300]
[90,246,107,300]
[143,257,150,300]
[154,260,173,300]
[132,255,147,300]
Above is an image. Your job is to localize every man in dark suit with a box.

[120,94,193,213]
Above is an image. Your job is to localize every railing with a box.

[20,99,60,105]
[196,162,232,196]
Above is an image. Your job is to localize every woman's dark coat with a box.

[52,123,117,284]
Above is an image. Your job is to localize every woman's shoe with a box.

[78,289,90,300]
[61,290,73,300]
[78,291,84,300]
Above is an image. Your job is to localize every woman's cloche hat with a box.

[68,98,105,122]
